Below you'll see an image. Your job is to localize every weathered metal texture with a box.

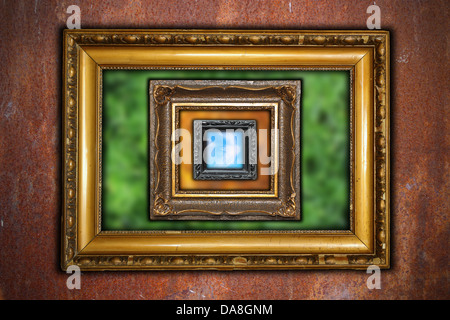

[0,0,448,299]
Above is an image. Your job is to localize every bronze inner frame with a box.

[149,80,301,220]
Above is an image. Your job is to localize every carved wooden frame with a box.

[62,29,390,270]
[149,80,300,221]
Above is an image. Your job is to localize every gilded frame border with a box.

[173,101,278,198]
[62,29,390,270]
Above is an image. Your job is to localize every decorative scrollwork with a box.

[72,254,323,269]
[276,86,296,106]
[153,85,176,105]
[63,33,80,265]
[272,193,297,217]
[153,194,174,216]
[72,33,388,48]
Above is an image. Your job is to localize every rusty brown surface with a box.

[0,0,448,299]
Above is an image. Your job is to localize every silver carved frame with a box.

[193,119,258,181]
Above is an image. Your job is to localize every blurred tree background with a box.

[102,70,350,230]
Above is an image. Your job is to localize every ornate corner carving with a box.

[153,193,174,216]
[276,85,297,106]
[271,193,297,217]
[153,85,176,105]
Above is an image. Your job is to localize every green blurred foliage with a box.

[102,70,349,230]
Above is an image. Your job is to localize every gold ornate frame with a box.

[62,29,390,270]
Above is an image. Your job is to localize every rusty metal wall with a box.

[0,0,448,299]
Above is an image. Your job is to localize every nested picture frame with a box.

[62,29,390,270]
[149,80,301,221]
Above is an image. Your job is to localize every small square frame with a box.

[193,119,258,181]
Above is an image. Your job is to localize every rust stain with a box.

[0,0,448,299]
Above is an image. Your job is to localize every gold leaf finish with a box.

[62,29,389,270]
